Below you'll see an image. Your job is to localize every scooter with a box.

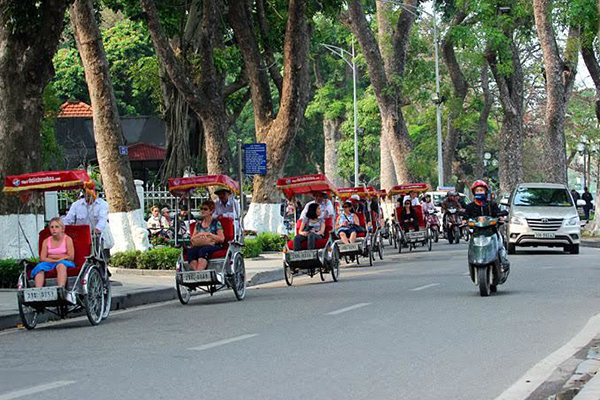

[467,214,509,297]
[426,209,440,243]
[445,208,462,244]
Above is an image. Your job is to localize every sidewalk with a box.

[0,253,283,330]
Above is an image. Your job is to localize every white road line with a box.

[410,283,440,291]
[189,334,258,351]
[494,313,600,400]
[326,303,371,315]
[0,381,76,400]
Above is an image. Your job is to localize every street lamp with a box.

[381,0,444,187]
[322,39,360,186]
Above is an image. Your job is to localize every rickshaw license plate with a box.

[288,250,318,261]
[534,232,555,239]
[339,243,360,252]
[23,287,58,302]
[182,271,212,283]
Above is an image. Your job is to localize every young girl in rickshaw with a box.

[293,203,325,250]
[31,217,75,288]
[400,198,420,233]
[336,201,358,244]
[188,200,225,271]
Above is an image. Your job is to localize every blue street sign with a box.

[119,146,128,156]
[243,143,267,175]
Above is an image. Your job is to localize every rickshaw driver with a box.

[300,191,335,220]
[213,187,241,234]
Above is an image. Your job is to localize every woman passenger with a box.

[188,200,225,271]
[31,217,75,288]
[293,203,325,250]
[336,201,358,244]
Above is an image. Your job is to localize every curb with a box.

[0,269,284,331]
[581,240,600,249]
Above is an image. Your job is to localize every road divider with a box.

[326,303,371,315]
[189,334,259,351]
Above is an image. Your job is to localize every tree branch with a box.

[256,0,283,96]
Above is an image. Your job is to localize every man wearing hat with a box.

[213,187,240,220]
[300,191,335,220]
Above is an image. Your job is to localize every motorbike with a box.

[467,213,509,297]
[425,209,440,243]
[444,208,462,244]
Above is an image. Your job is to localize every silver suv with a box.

[502,183,581,254]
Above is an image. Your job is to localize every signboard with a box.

[119,146,128,156]
[437,186,456,191]
[244,143,267,175]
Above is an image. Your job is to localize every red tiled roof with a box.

[127,143,166,161]
[57,101,93,118]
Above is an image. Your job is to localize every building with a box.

[55,101,166,181]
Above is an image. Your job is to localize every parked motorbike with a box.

[444,208,462,244]
[467,213,509,297]
[426,209,440,243]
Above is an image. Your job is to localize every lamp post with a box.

[381,0,443,187]
[322,39,360,186]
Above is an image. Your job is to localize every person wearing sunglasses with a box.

[400,199,420,233]
[293,203,325,251]
[188,200,225,271]
[336,201,358,244]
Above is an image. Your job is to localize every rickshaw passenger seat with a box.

[287,216,332,250]
[413,205,426,228]
[31,225,92,279]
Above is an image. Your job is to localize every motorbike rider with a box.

[421,194,435,213]
[441,191,464,230]
[462,180,510,272]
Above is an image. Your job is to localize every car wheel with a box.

[570,244,580,255]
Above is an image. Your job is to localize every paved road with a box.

[1,242,599,400]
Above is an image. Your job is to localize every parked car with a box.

[502,183,582,254]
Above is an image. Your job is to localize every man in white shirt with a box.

[300,192,335,221]
[409,191,420,206]
[213,189,241,220]
[63,193,109,233]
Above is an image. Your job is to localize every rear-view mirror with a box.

[577,199,586,207]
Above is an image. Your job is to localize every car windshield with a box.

[513,188,573,207]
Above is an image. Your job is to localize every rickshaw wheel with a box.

[284,262,294,286]
[176,276,191,304]
[101,275,112,320]
[378,237,384,260]
[84,267,105,326]
[230,252,246,301]
[330,247,340,282]
[18,298,38,330]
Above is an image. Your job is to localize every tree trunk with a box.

[323,118,345,187]
[475,63,492,178]
[486,35,525,195]
[380,134,397,190]
[533,0,579,184]
[0,0,68,258]
[71,0,148,252]
[346,0,416,189]
[441,10,468,185]
[140,0,232,176]
[228,0,311,232]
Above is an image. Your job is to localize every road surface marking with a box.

[0,381,76,400]
[189,334,258,351]
[410,283,440,291]
[494,313,600,400]
[326,303,371,315]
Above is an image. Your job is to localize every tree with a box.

[70,0,149,251]
[0,0,69,257]
[228,0,312,232]
[344,0,418,189]
[533,0,580,183]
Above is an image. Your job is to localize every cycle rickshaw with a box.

[277,174,340,286]
[169,175,246,304]
[390,183,433,252]
[4,170,111,329]
[336,186,382,266]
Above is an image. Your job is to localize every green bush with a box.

[255,233,285,252]
[111,248,179,270]
[0,259,22,289]
[111,250,141,269]
[242,238,262,258]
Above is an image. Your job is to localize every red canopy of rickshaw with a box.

[377,189,387,197]
[276,174,338,200]
[3,170,92,193]
[388,183,430,196]
[338,186,377,199]
[168,175,240,196]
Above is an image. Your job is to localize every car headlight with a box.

[565,216,580,226]
[510,215,526,225]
